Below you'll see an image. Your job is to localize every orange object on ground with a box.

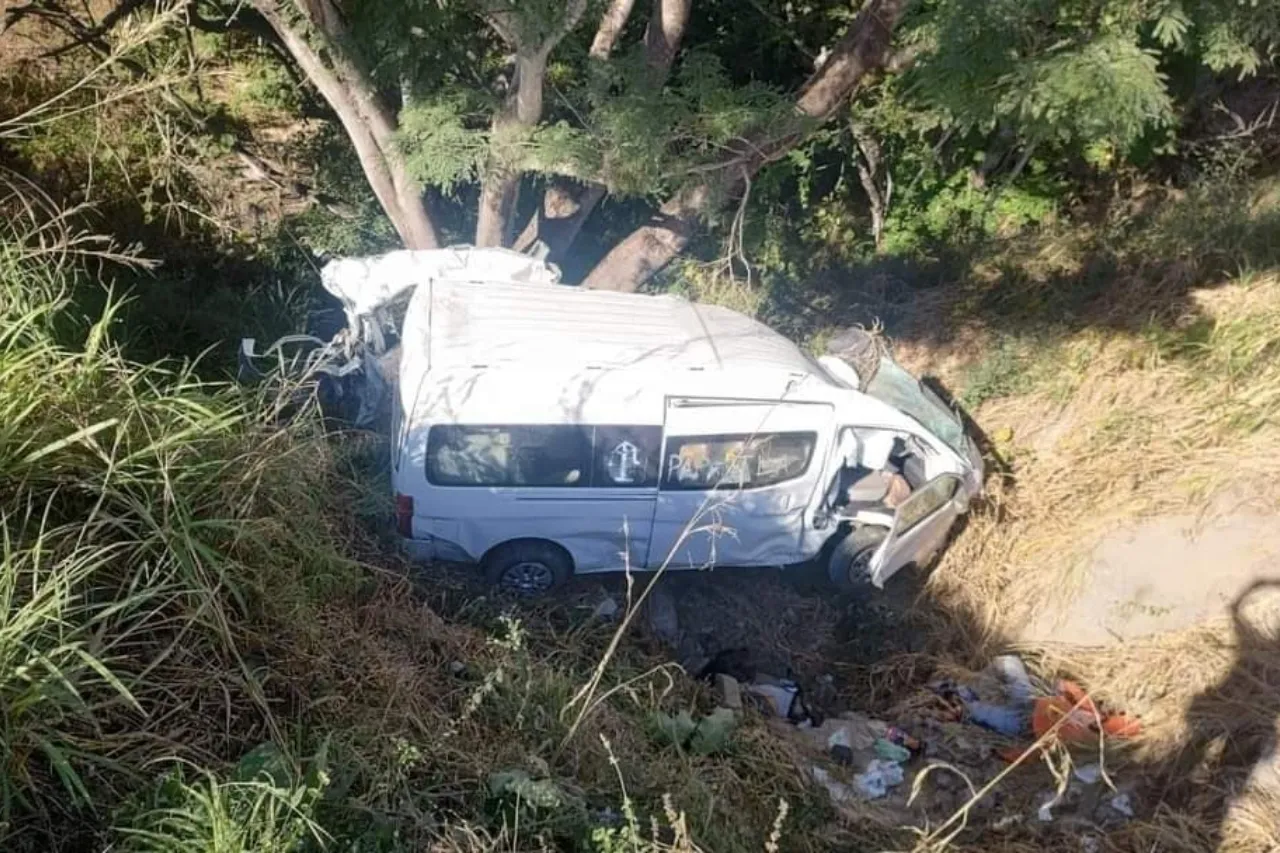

[1031,680,1142,743]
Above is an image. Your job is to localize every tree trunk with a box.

[251,0,439,249]
[512,182,608,260]
[644,0,691,76]
[851,122,888,250]
[590,0,637,59]
[581,185,708,290]
[583,0,908,292]
[515,0,691,260]
[475,1,589,247]
[475,53,548,247]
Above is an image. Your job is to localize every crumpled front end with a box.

[239,247,562,427]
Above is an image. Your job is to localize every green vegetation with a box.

[0,211,828,850]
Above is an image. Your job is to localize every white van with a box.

[335,249,984,594]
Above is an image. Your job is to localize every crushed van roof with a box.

[425,278,820,376]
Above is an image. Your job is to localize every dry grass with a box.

[876,182,1280,852]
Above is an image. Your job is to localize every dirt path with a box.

[1023,513,1280,645]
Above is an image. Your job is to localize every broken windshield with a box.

[864,356,968,456]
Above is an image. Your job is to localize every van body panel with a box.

[422,491,656,572]
[647,398,834,569]
[410,278,820,376]
[379,260,982,583]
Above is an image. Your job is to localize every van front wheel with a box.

[484,540,572,594]
[827,526,887,592]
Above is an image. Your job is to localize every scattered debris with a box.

[714,673,743,711]
[1032,681,1142,743]
[812,758,907,805]
[885,725,924,755]
[591,595,620,620]
[812,766,858,805]
[930,676,1029,737]
[1073,763,1102,784]
[670,642,1131,831]
[936,654,1039,736]
[796,713,883,755]
[1107,792,1134,818]
[745,675,808,721]
[963,695,1029,736]
[795,712,885,768]
[989,654,1036,703]
[874,737,912,764]
[853,759,907,799]
[829,741,855,766]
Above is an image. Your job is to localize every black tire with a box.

[483,540,572,594]
[826,525,888,592]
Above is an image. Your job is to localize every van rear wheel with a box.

[484,540,572,594]
[827,526,887,592]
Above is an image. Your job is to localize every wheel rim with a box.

[847,548,874,584]
[500,560,555,593]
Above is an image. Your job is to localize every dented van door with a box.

[647,398,833,569]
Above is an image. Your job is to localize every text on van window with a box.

[662,432,816,490]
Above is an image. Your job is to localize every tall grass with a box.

[0,190,363,848]
[0,194,809,853]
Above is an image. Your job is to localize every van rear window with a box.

[426,425,660,488]
[662,432,816,490]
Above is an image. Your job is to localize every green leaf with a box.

[487,769,566,810]
[689,707,737,755]
[1153,7,1191,49]
[233,742,294,787]
[650,709,699,748]
[36,736,91,806]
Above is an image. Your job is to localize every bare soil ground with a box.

[1025,512,1280,646]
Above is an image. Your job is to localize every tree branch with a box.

[643,0,690,76]
[475,0,589,247]
[512,179,606,255]
[249,0,439,248]
[582,0,910,291]
[39,0,149,57]
[851,121,887,249]
[589,0,636,60]
[514,0,692,260]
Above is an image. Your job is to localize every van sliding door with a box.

[647,398,833,570]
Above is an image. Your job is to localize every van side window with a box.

[662,432,816,490]
[427,425,590,487]
[427,425,662,488]
[593,426,661,487]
